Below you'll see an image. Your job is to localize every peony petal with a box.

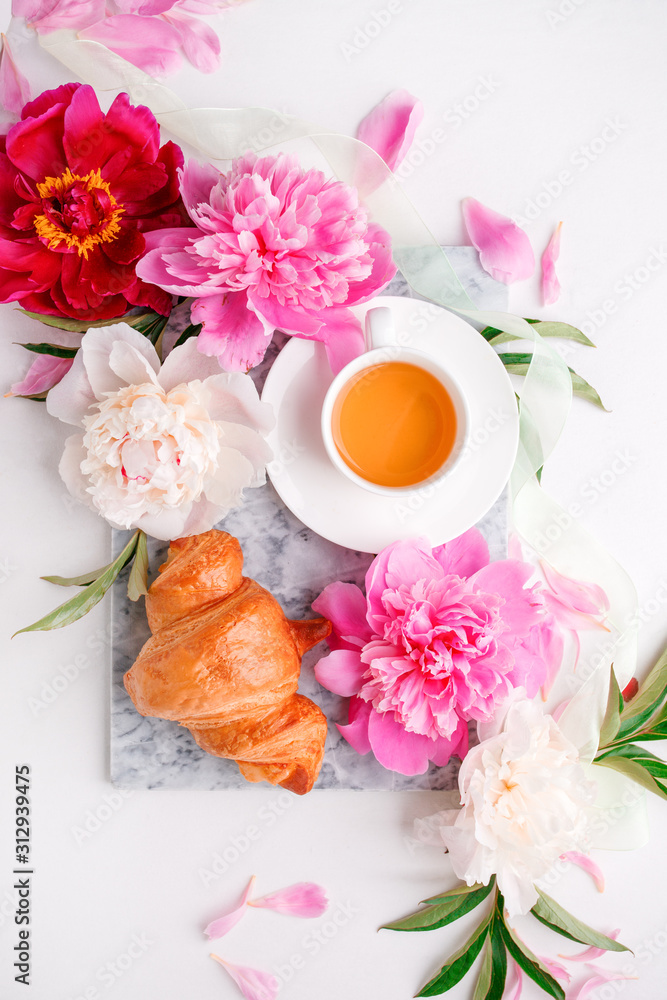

[46,348,96,426]
[79,15,183,77]
[367,708,433,775]
[179,159,222,224]
[337,696,372,755]
[250,882,328,918]
[504,960,523,1000]
[80,323,160,399]
[210,955,279,1000]
[432,527,490,578]
[204,876,255,939]
[539,957,570,984]
[57,434,96,511]
[163,8,221,73]
[319,307,365,374]
[247,290,323,338]
[0,34,31,117]
[194,292,273,372]
[462,197,535,284]
[108,340,160,387]
[541,222,563,306]
[9,353,73,397]
[158,336,225,390]
[356,89,424,171]
[561,851,605,892]
[26,0,106,32]
[312,581,373,646]
[559,929,621,963]
[568,969,637,1000]
[314,649,367,697]
[541,561,610,619]
[344,223,397,305]
[203,372,274,433]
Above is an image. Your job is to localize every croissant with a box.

[124,530,331,794]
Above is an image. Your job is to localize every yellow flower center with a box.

[33,168,125,259]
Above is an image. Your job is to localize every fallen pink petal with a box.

[542,221,563,305]
[356,89,424,172]
[561,851,605,892]
[249,881,328,918]
[559,929,621,963]
[78,14,184,76]
[462,197,534,284]
[539,956,571,983]
[504,960,523,1000]
[8,354,73,398]
[204,876,256,939]
[210,955,279,1000]
[568,968,638,1000]
[540,561,610,631]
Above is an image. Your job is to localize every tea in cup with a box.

[321,306,469,495]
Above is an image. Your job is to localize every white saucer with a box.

[261,296,519,553]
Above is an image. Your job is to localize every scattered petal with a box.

[541,221,563,306]
[504,960,523,1000]
[250,882,328,918]
[9,353,73,397]
[559,929,621,963]
[622,677,639,702]
[568,968,637,1000]
[79,15,183,77]
[462,196,534,284]
[539,956,570,984]
[210,955,279,1000]
[540,561,610,631]
[561,850,605,892]
[204,876,255,940]
[356,89,424,171]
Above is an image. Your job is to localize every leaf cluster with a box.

[595,648,667,799]
[383,881,628,998]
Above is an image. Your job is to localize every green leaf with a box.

[595,743,667,800]
[173,323,203,349]
[496,901,564,1000]
[473,920,507,1000]
[41,561,120,587]
[598,667,623,749]
[416,911,492,997]
[13,533,139,635]
[530,320,596,347]
[19,342,79,359]
[421,879,495,906]
[569,370,608,411]
[531,889,630,953]
[127,531,149,602]
[382,881,494,932]
[17,308,146,333]
[617,645,667,739]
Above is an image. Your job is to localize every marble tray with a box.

[110,247,509,791]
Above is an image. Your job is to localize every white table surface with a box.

[1,2,667,998]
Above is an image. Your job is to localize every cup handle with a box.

[365,306,396,351]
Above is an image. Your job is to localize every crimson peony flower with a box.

[0,82,186,321]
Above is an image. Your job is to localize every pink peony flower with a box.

[13,0,247,75]
[313,530,563,775]
[0,83,186,322]
[136,153,396,373]
[46,323,273,539]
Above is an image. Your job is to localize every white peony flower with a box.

[46,324,273,540]
[422,697,596,917]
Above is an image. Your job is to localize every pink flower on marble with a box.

[313,529,563,775]
[13,0,247,75]
[462,197,534,284]
[136,153,396,373]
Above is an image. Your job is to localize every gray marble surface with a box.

[110,247,509,791]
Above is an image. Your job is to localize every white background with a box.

[1,1,667,998]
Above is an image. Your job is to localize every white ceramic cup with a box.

[321,305,470,496]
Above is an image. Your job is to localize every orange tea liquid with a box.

[331,361,457,488]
